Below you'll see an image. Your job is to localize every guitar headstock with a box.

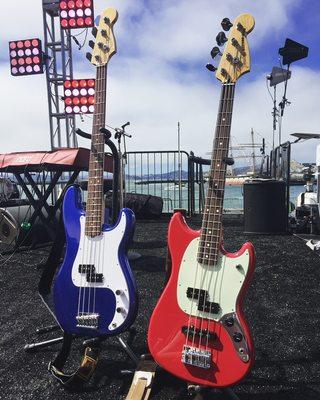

[87,8,118,67]
[207,13,255,83]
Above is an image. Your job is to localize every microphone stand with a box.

[271,85,278,151]
[278,64,291,147]
[114,123,141,261]
[114,122,131,209]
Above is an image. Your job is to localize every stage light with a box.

[279,38,309,65]
[64,79,95,114]
[9,38,44,76]
[59,0,94,29]
[267,66,291,87]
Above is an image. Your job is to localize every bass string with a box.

[91,62,107,317]
[89,64,102,317]
[83,64,100,317]
[190,84,229,353]
[183,86,224,350]
[184,83,228,352]
[92,56,108,318]
[77,148,89,317]
[201,85,229,350]
[198,85,229,349]
[203,82,235,353]
[80,58,105,318]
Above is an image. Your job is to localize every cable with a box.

[71,28,88,50]
[71,28,88,37]
[266,76,274,102]
[255,129,272,147]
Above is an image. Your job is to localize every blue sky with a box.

[251,1,318,75]
[0,0,319,165]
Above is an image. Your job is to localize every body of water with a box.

[223,184,304,209]
[126,179,307,213]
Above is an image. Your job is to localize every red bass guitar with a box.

[148,13,255,387]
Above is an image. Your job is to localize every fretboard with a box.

[198,83,236,265]
[85,65,107,237]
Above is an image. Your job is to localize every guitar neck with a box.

[198,82,236,265]
[85,65,107,237]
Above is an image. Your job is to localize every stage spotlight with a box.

[59,0,94,29]
[279,38,309,65]
[64,79,95,114]
[9,38,44,76]
[267,66,291,87]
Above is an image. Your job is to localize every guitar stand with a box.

[77,127,120,225]
[187,385,240,400]
[81,326,139,369]
[25,127,141,388]
[24,324,63,352]
[25,322,139,366]
[25,127,122,353]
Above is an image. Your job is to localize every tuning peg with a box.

[206,63,217,72]
[98,42,110,52]
[216,32,228,46]
[92,27,98,37]
[88,40,94,49]
[86,52,92,62]
[221,17,233,31]
[211,46,222,59]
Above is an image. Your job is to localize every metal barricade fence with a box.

[124,151,245,215]
[124,151,190,213]
[1,152,245,216]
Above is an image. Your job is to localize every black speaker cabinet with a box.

[244,179,287,234]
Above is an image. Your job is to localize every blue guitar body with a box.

[53,185,138,337]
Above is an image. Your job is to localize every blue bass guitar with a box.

[53,8,137,336]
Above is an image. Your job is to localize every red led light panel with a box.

[9,38,43,76]
[59,0,94,29]
[64,79,95,114]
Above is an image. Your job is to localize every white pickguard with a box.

[177,237,249,321]
[71,211,130,331]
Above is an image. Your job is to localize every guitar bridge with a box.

[76,313,99,329]
[181,345,211,369]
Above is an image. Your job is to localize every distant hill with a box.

[126,170,189,181]
[232,166,252,175]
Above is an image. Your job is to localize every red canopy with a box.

[0,148,113,173]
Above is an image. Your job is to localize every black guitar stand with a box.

[77,127,120,225]
[25,127,140,386]
[187,385,240,400]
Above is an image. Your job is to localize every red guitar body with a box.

[148,212,255,387]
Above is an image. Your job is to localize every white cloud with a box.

[0,1,43,45]
[127,0,299,61]
[0,65,49,151]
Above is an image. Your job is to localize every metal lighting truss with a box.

[42,0,76,149]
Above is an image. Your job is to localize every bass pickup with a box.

[181,325,217,342]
